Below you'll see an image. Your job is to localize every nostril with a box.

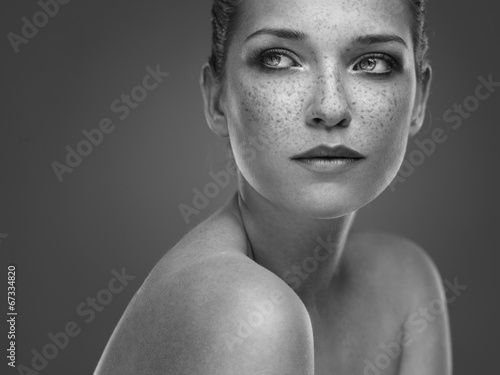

[311,117,329,127]
[310,117,349,128]
[338,118,350,127]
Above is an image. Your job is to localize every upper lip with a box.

[292,145,365,159]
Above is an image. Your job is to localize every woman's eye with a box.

[260,51,299,70]
[354,56,396,74]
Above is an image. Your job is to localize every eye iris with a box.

[265,54,282,67]
[360,58,377,71]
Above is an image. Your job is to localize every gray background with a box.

[1,0,499,374]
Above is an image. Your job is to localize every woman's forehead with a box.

[237,0,412,44]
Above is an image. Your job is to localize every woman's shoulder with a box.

[143,200,310,328]
[94,197,314,374]
[345,230,445,312]
[144,195,300,302]
[158,194,252,271]
[347,231,440,277]
[345,234,451,372]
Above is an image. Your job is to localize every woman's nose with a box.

[305,72,352,130]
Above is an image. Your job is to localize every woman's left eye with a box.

[353,55,398,74]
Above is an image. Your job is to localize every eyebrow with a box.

[244,27,308,44]
[243,28,408,49]
[354,34,408,48]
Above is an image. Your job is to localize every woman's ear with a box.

[200,63,229,138]
[409,65,433,137]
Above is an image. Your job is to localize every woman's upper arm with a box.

[397,243,453,375]
[94,256,315,375]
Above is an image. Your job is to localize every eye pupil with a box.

[360,58,377,71]
[265,54,282,66]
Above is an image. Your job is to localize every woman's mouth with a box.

[291,145,365,173]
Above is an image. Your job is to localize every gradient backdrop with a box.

[1,0,499,374]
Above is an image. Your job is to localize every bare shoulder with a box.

[346,230,444,300]
[346,231,452,374]
[347,232,444,310]
[347,230,436,265]
[94,207,314,374]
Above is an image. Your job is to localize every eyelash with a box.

[352,53,402,76]
[252,48,402,76]
[252,47,302,73]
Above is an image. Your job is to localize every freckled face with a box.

[222,0,418,218]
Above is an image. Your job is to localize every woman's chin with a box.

[241,172,388,219]
[268,189,378,220]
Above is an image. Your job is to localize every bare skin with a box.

[95,194,451,374]
[95,0,451,373]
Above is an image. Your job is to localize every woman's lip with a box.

[292,157,364,173]
[291,145,365,160]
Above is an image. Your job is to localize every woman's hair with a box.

[406,0,430,80]
[208,0,430,82]
[208,0,243,81]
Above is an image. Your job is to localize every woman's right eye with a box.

[258,49,301,70]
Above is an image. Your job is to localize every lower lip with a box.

[292,158,364,173]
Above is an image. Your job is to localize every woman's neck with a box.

[236,178,356,309]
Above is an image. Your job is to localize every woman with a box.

[95,0,451,373]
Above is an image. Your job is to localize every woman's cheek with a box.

[360,82,411,140]
[230,80,304,160]
[363,85,413,182]
[225,80,306,196]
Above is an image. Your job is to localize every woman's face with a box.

[217,0,428,218]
